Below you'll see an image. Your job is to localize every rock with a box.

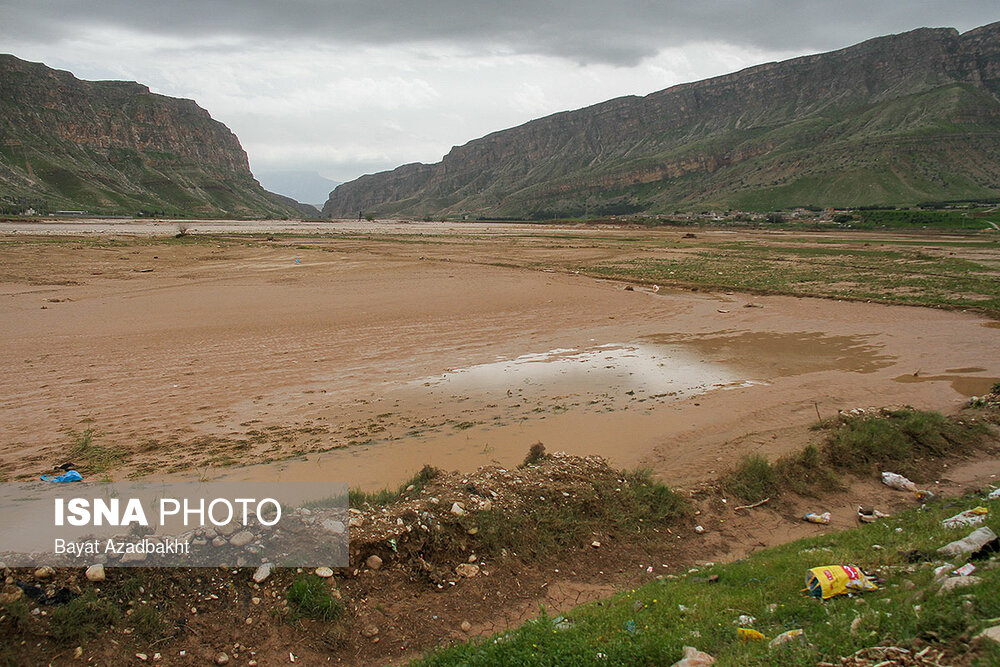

[229,531,254,547]
[670,646,716,666]
[461,620,472,633]
[467,554,478,563]
[253,563,272,583]
[135,653,148,662]
[977,625,1000,644]
[938,575,982,594]
[73,647,83,659]
[211,536,228,548]
[314,567,334,578]
[34,566,55,579]
[217,522,239,537]
[455,563,480,578]
[215,652,230,665]
[121,550,147,563]
[322,519,346,534]
[366,555,383,570]
[85,564,105,582]
[361,624,379,638]
[349,516,364,528]
[479,499,493,511]
[694,525,705,534]
[0,584,23,604]
[591,540,601,548]
[451,502,466,516]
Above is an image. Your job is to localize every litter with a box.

[857,506,890,523]
[881,472,917,492]
[938,527,998,558]
[40,470,82,483]
[804,565,878,599]
[670,646,715,667]
[769,628,804,648]
[989,488,1000,500]
[954,563,976,577]
[970,537,1000,561]
[941,507,989,529]
[737,628,765,641]
[804,512,831,524]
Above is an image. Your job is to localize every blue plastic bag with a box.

[40,470,82,483]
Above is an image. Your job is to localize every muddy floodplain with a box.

[1,223,998,489]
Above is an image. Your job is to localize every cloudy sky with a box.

[2,1,998,200]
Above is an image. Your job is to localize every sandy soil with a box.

[0,225,998,491]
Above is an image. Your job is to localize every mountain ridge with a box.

[323,22,1000,218]
[0,54,305,218]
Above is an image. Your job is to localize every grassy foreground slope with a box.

[416,494,1000,666]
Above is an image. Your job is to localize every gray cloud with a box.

[2,1,998,66]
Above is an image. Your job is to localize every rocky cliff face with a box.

[0,55,303,217]
[324,22,1000,217]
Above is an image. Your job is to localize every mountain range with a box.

[323,22,1000,219]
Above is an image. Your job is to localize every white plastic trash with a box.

[881,472,917,492]
[938,527,998,558]
[941,507,989,529]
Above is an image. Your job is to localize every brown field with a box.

[1,220,998,489]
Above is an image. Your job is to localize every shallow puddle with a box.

[414,343,745,405]
[892,372,998,397]
[644,331,894,377]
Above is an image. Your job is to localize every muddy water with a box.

[892,369,998,397]
[213,331,894,489]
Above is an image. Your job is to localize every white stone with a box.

[252,563,272,583]
[85,564,105,582]
[229,531,254,547]
[314,567,334,578]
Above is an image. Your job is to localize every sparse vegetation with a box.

[415,493,1000,666]
[521,441,549,466]
[474,465,687,559]
[286,575,344,622]
[723,409,990,503]
[48,592,120,643]
[67,428,126,473]
[348,464,439,508]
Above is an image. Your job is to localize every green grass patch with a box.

[48,592,120,644]
[585,238,1000,313]
[414,493,1000,666]
[349,464,439,509]
[822,409,989,477]
[287,575,344,622]
[723,410,989,503]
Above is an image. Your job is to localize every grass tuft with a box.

[721,454,778,503]
[48,592,119,643]
[349,464,439,509]
[287,575,344,622]
[521,442,549,467]
[67,428,126,473]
